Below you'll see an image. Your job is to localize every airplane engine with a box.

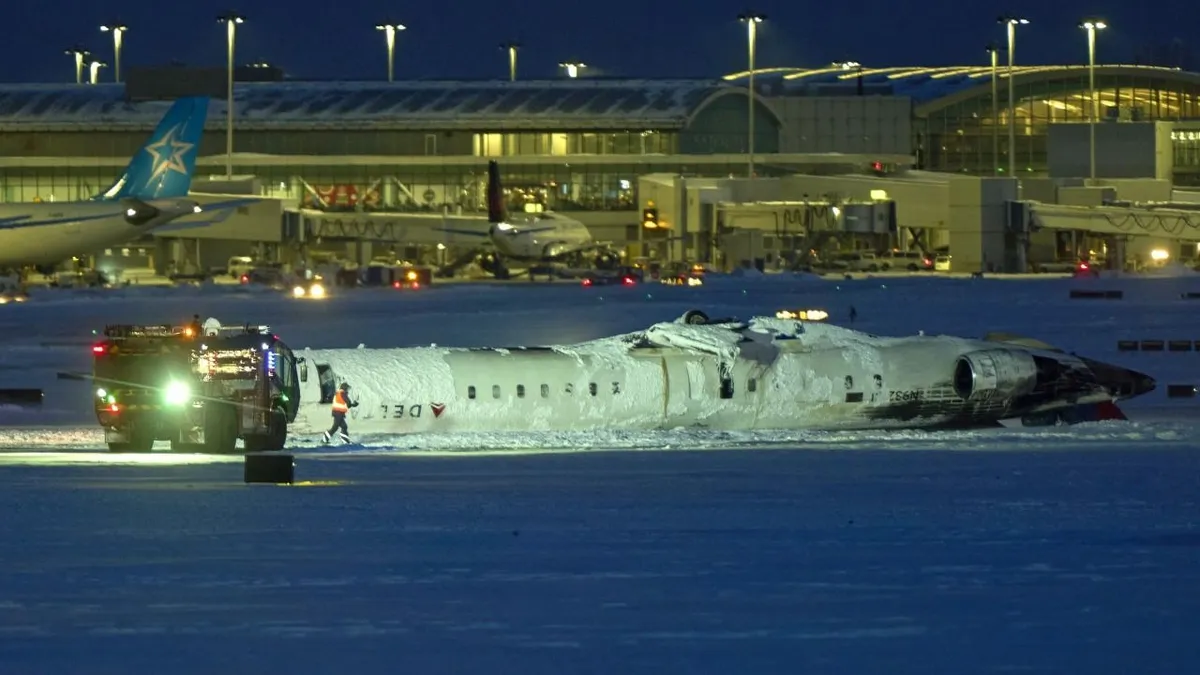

[952,349,1039,402]
[542,242,575,258]
[122,202,161,227]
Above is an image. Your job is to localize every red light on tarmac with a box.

[92,344,106,354]
[582,278,592,286]
[622,276,635,285]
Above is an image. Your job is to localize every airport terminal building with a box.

[0,63,1198,273]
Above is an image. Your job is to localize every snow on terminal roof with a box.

[0,79,746,131]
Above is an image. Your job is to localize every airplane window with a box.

[468,386,476,400]
[748,378,757,392]
[492,385,501,399]
[873,374,883,389]
[540,384,549,398]
[588,382,597,396]
[844,376,853,389]
[516,384,525,398]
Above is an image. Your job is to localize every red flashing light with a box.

[240,274,249,284]
[923,258,932,266]
[1078,262,1090,271]
[582,278,592,286]
[871,161,883,171]
[392,281,401,288]
[622,276,635,285]
[92,344,106,354]
[411,282,420,289]
[108,403,119,413]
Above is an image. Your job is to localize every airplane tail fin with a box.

[93,96,210,202]
[486,160,506,223]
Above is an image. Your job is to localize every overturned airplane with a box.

[293,310,1156,435]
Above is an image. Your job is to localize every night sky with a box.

[3,0,1190,84]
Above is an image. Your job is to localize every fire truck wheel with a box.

[204,403,238,454]
[244,408,287,452]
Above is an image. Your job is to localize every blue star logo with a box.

[143,125,194,184]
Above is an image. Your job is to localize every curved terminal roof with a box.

[724,64,1200,111]
[0,79,758,131]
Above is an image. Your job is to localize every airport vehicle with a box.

[292,276,328,299]
[91,322,301,453]
[289,309,1155,436]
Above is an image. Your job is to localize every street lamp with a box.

[88,60,107,85]
[997,15,1029,175]
[375,22,406,82]
[500,42,520,81]
[217,11,245,180]
[1081,19,1107,183]
[99,23,127,82]
[986,43,1002,175]
[64,46,89,84]
[558,61,586,78]
[739,12,765,179]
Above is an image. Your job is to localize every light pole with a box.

[500,42,520,81]
[986,43,1002,175]
[558,61,586,78]
[99,23,127,82]
[88,60,106,85]
[997,15,1028,176]
[64,46,89,84]
[738,13,765,179]
[1081,19,1107,184]
[217,11,245,180]
[375,22,406,82]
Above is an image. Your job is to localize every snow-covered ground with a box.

[1,273,1199,672]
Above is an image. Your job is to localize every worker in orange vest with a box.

[322,382,357,444]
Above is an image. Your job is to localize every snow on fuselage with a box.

[290,317,1124,435]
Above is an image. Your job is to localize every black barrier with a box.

[1114,340,1200,352]
[1168,340,1194,352]
[1167,385,1197,399]
[1117,340,1139,351]
[1141,340,1165,352]
[244,454,295,484]
[0,388,42,406]
[1069,289,1123,299]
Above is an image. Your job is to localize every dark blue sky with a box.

[3,0,1190,83]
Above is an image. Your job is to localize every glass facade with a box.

[916,73,1200,175]
[0,160,776,213]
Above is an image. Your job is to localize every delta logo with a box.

[430,402,445,418]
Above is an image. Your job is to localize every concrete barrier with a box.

[1166,385,1197,399]
[1069,289,1123,299]
[1115,340,1200,352]
[0,388,42,406]
[244,453,295,484]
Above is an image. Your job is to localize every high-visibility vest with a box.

[332,390,349,413]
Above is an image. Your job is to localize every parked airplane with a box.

[437,160,610,277]
[290,309,1156,438]
[0,96,252,274]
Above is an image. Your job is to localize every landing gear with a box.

[681,309,710,325]
[203,402,239,454]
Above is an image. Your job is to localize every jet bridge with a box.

[1019,201,1200,240]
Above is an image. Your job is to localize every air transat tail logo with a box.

[143,125,194,183]
[430,403,445,418]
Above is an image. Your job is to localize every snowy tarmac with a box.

[1,446,1198,673]
[2,273,1200,671]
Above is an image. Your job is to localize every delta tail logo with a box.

[430,403,445,418]
[143,125,195,184]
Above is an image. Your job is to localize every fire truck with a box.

[91,322,301,453]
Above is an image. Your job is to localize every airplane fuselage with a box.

[489,213,595,261]
[0,198,199,268]
[290,320,1153,435]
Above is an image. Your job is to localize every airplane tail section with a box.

[486,160,506,223]
[94,96,210,202]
